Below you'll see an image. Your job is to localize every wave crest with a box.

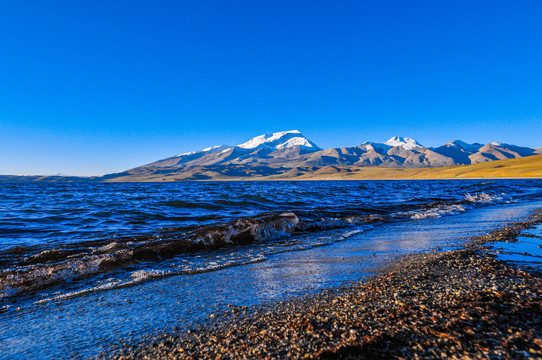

[0,213,298,299]
[465,192,502,203]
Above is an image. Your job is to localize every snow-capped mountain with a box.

[442,140,483,153]
[384,136,423,150]
[237,130,321,151]
[141,130,321,168]
[113,131,540,181]
[179,130,319,156]
[178,144,231,157]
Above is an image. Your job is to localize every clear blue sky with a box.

[1,1,541,175]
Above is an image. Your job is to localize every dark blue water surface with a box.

[1,180,542,358]
[2,180,541,250]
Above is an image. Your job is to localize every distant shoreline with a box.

[2,176,541,183]
[2,154,542,182]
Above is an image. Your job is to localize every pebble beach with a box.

[103,211,542,359]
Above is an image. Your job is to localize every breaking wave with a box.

[0,213,298,299]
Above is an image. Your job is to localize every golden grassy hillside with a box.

[301,154,542,180]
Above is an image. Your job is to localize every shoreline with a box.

[115,176,542,182]
[2,154,542,182]
[104,210,542,359]
[2,176,542,183]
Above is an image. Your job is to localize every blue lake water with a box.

[1,180,541,358]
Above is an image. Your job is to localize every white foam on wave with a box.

[402,192,506,221]
[465,192,503,203]
[299,215,383,231]
[409,204,467,220]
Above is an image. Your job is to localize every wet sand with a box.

[103,210,542,359]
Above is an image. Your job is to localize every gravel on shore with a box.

[104,211,542,359]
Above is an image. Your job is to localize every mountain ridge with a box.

[1,130,539,182]
[105,130,541,181]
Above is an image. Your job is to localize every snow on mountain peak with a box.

[238,130,320,151]
[361,141,391,151]
[201,144,230,152]
[446,140,483,152]
[178,144,231,157]
[384,136,423,150]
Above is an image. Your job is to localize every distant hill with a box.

[299,154,542,180]
[104,130,542,182]
[0,175,95,183]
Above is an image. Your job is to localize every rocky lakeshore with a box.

[103,212,542,359]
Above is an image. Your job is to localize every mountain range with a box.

[104,130,542,181]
